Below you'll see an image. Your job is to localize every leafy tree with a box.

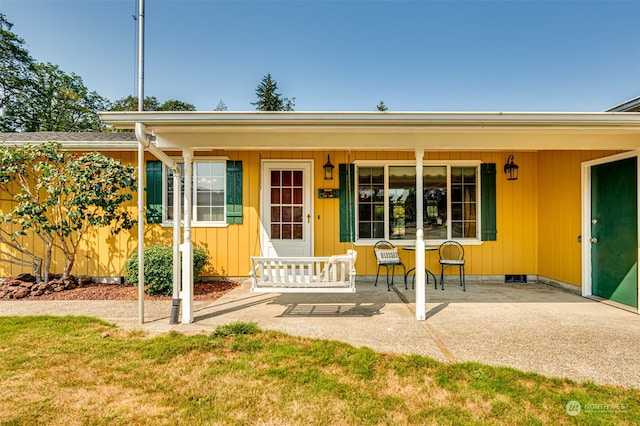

[110,95,160,112]
[0,14,35,111]
[1,62,109,132]
[252,73,295,111]
[159,99,196,111]
[377,101,388,111]
[0,142,137,282]
[214,100,228,111]
[110,95,195,112]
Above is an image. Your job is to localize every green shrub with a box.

[124,245,210,295]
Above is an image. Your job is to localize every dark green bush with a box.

[124,245,210,295]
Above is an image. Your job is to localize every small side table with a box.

[402,246,439,289]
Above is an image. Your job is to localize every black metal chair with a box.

[438,240,466,291]
[374,240,407,291]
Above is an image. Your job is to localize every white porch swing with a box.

[250,153,357,293]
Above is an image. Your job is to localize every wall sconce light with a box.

[504,154,519,181]
[323,155,335,180]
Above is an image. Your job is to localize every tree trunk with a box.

[62,252,75,280]
[43,242,52,283]
[33,257,43,284]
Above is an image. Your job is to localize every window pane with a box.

[451,166,477,238]
[293,188,302,204]
[211,191,224,204]
[359,222,371,239]
[359,204,372,221]
[197,191,212,205]
[373,222,385,238]
[271,224,281,239]
[424,166,447,239]
[271,188,280,204]
[282,188,292,204]
[293,171,303,186]
[271,206,280,222]
[197,162,211,176]
[211,207,224,222]
[166,164,185,222]
[293,224,303,239]
[282,224,292,239]
[463,167,476,184]
[282,171,292,186]
[282,206,292,222]
[192,161,225,223]
[389,166,417,240]
[197,207,210,221]
[271,171,280,186]
[357,167,384,240]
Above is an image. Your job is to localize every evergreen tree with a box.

[252,73,295,111]
[377,101,388,111]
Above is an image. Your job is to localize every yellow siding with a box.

[0,144,630,285]
[536,150,621,286]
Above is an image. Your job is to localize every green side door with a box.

[591,156,638,308]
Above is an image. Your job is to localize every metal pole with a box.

[137,0,145,325]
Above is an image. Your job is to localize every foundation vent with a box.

[505,274,527,284]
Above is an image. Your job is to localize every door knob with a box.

[590,237,598,243]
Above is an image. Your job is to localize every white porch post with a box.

[181,149,194,323]
[415,148,426,320]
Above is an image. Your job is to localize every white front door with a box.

[261,161,313,257]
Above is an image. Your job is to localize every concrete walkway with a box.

[2,277,640,389]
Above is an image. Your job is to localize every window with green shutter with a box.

[339,161,497,242]
[145,160,163,224]
[480,163,497,241]
[339,164,355,242]
[148,159,242,226]
[226,160,243,224]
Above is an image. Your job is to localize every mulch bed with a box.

[3,278,241,302]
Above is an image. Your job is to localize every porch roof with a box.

[99,110,640,151]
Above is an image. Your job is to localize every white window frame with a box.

[161,156,230,228]
[353,160,482,245]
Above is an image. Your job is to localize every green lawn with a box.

[0,316,637,425]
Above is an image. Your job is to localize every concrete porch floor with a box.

[2,276,639,389]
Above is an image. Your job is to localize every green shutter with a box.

[339,163,355,242]
[146,160,163,224]
[481,163,497,241]
[226,160,243,224]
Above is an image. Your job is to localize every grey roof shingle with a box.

[0,132,138,150]
[0,131,137,142]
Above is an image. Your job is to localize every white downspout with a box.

[415,148,426,320]
[181,149,194,323]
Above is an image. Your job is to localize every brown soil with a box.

[18,280,241,301]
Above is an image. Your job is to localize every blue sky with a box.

[1,0,639,112]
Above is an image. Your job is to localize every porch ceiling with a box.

[99,111,640,151]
